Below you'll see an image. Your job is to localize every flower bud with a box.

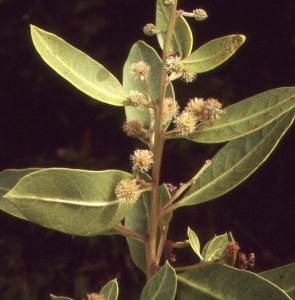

[193,9,208,21]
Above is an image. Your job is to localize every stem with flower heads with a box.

[146,0,180,281]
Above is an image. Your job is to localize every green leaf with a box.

[125,189,150,273]
[201,233,228,261]
[123,41,174,128]
[140,261,176,300]
[260,264,295,299]
[125,180,168,273]
[0,168,42,220]
[177,264,292,299]
[186,87,295,143]
[99,279,119,300]
[4,168,138,236]
[159,183,172,226]
[182,34,246,73]
[31,25,127,106]
[187,227,203,260]
[156,0,193,58]
[50,295,73,300]
[178,109,294,207]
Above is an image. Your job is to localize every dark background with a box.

[0,0,294,299]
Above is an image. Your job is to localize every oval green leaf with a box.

[182,34,245,73]
[31,25,127,106]
[140,261,176,300]
[123,41,174,128]
[186,87,295,143]
[260,264,295,299]
[178,109,294,207]
[0,168,41,220]
[99,279,119,300]
[156,0,193,58]
[177,263,292,299]
[201,233,228,261]
[4,168,138,236]
[187,227,203,260]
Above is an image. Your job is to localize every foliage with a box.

[1,0,294,299]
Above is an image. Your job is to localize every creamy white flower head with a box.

[130,149,154,172]
[115,179,140,203]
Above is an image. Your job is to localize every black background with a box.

[0,0,294,299]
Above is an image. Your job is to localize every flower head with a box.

[130,149,154,172]
[165,55,183,74]
[181,70,197,83]
[163,98,179,125]
[129,60,151,81]
[123,119,145,138]
[173,111,197,135]
[186,97,225,124]
[115,179,140,203]
[126,90,147,107]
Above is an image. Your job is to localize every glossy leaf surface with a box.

[4,168,137,236]
[99,279,119,300]
[156,0,193,58]
[179,109,294,207]
[31,25,127,106]
[123,41,174,128]
[177,264,291,299]
[260,264,295,299]
[140,261,176,300]
[0,168,41,220]
[186,87,295,143]
[182,34,245,73]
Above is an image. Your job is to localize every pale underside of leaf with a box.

[99,279,119,300]
[156,0,193,58]
[182,34,246,73]
[31,25,127,106]
[186,87,295,143]
[179,109,294,207]
[0,168,41,220]
[123,40,174,128]
[4,168,136,236]
[140,261,176,300]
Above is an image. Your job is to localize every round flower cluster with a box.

[173,97,224,136]
[115,179,140,203]
[123,119,145,138]
[126,90,147,107]
[186,97,224,124]
[129,60,151,81]
[162,98,179,125]
[130,149,154,172]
